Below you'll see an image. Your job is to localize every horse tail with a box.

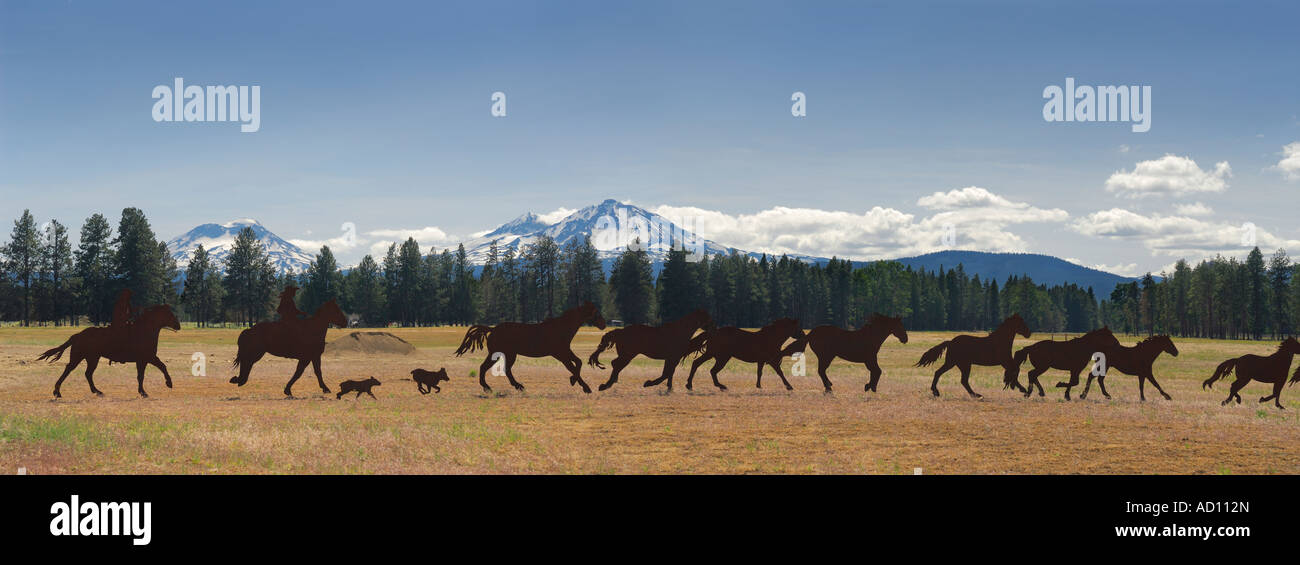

[36,337,74,363]
[1004,345,1033,389]
[587,330,621,369]
[781,333,809,357]
[1203,359,1236,389]
[454,325,493,356]
[1290,365,1300,386]
[915,341,950,367]
[685,331,710,358]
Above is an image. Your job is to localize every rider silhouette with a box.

[110,289,141,329]
[277,285,307,323]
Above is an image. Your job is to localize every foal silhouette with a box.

[455,301,605,393]
[39,303,180,398]
[916,314,1031,398]
[683,317,804,391]
[785,313,908,393]
[1203,337,1300,409]
[1007,326,1120,399]
[587,309,714,391]
[228,296,349,396]
[1075,335,1178,401]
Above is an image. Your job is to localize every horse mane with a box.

[992,314,1022,335]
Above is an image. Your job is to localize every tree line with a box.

[3,208,1297,339]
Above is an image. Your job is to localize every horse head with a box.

[583,301,607,330]
[1157,335,1179,357]
[1083,326,1119,348]
[142,304,181,332]
[1006,313,1031,338]
[871,313,908,344]
[316,300,349,329]
[1280,336,1300,355]
[766,318,803,340]
[688,308,715,332]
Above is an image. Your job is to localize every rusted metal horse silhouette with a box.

[1007,326,1120,399]
[916,313,1030,398]
[1075,334,1178,401]
[785,313,909,393]
[39,304,180,398]
[1203,336,1300,409]
[229,299,349,396]
[588,308,714,391]
[455,301,606,393]
[683,317,804,391]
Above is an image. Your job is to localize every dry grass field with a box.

[0,325,1297,474]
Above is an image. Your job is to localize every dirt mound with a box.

[324,332,417,356]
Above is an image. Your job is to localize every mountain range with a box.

[165,200,1142,297]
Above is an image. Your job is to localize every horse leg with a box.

[52,355,82,398]
[1262,380,1285,409]
[284,359,310,397]
[1026,366,1048,399]
[478,355,495,393]
[605,356,632,390]
[816,354,835,393]
[755,360,762,389]
[231,348,264,386]
[150,356,173,389]
[660,357,681,392]
[686,352,713,391]
[864,358,882,392]
[84,357,103,396]
[959,364,981,399]
[135,361,150,398]
[1223,375,1249,406]
[1096,374,1112,399]
[931,361,955,397]
[312,357,330,394]
[503,353,525,391]
[771,360,793,391]
[709,356,730,391]
[562,351,592,393]
[1144,372,1169,400]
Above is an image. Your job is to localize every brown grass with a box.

[0,326,1297,474]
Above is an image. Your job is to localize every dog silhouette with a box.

[411,368,449,394]
[336,377,381,399]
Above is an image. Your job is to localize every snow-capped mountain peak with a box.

[167,219,313,274]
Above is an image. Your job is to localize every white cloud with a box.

[650,187,1067,260]
[1070,208,1300,257]
[536,207,577,224]
[1104,154,1230,198]
[1064,257,1141,277]
[1276,142,1300,181]
[1172,202,1213,216]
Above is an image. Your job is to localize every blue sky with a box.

[2,0,1298,275]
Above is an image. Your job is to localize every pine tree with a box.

[221,226,277,325]
[5,210,41,326]
[74,214,115,324]
[345,254,385,326]
[300,246,345,315]
[609,242,652,324]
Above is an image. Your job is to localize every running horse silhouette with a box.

[1202,336,1300,410]
[1075,334,1178,401]
[683,317,805,391]
[783,313,909,393]
[587,309,714,391]
[39,304,181,398]
[228,298,349,396]
[915,313,1031,398]
[454,301,606,393]
[1006,326,1120,400]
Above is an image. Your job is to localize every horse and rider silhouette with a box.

[38,289,180,398]
[1203,337,1300,409]
[588,309,714,391]
[916,314,1031,398]
[229,285,349,396]
[1006,326,1120,399]
[682,317,804,391]
[455,301,606,393]
[783,313,908,393]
